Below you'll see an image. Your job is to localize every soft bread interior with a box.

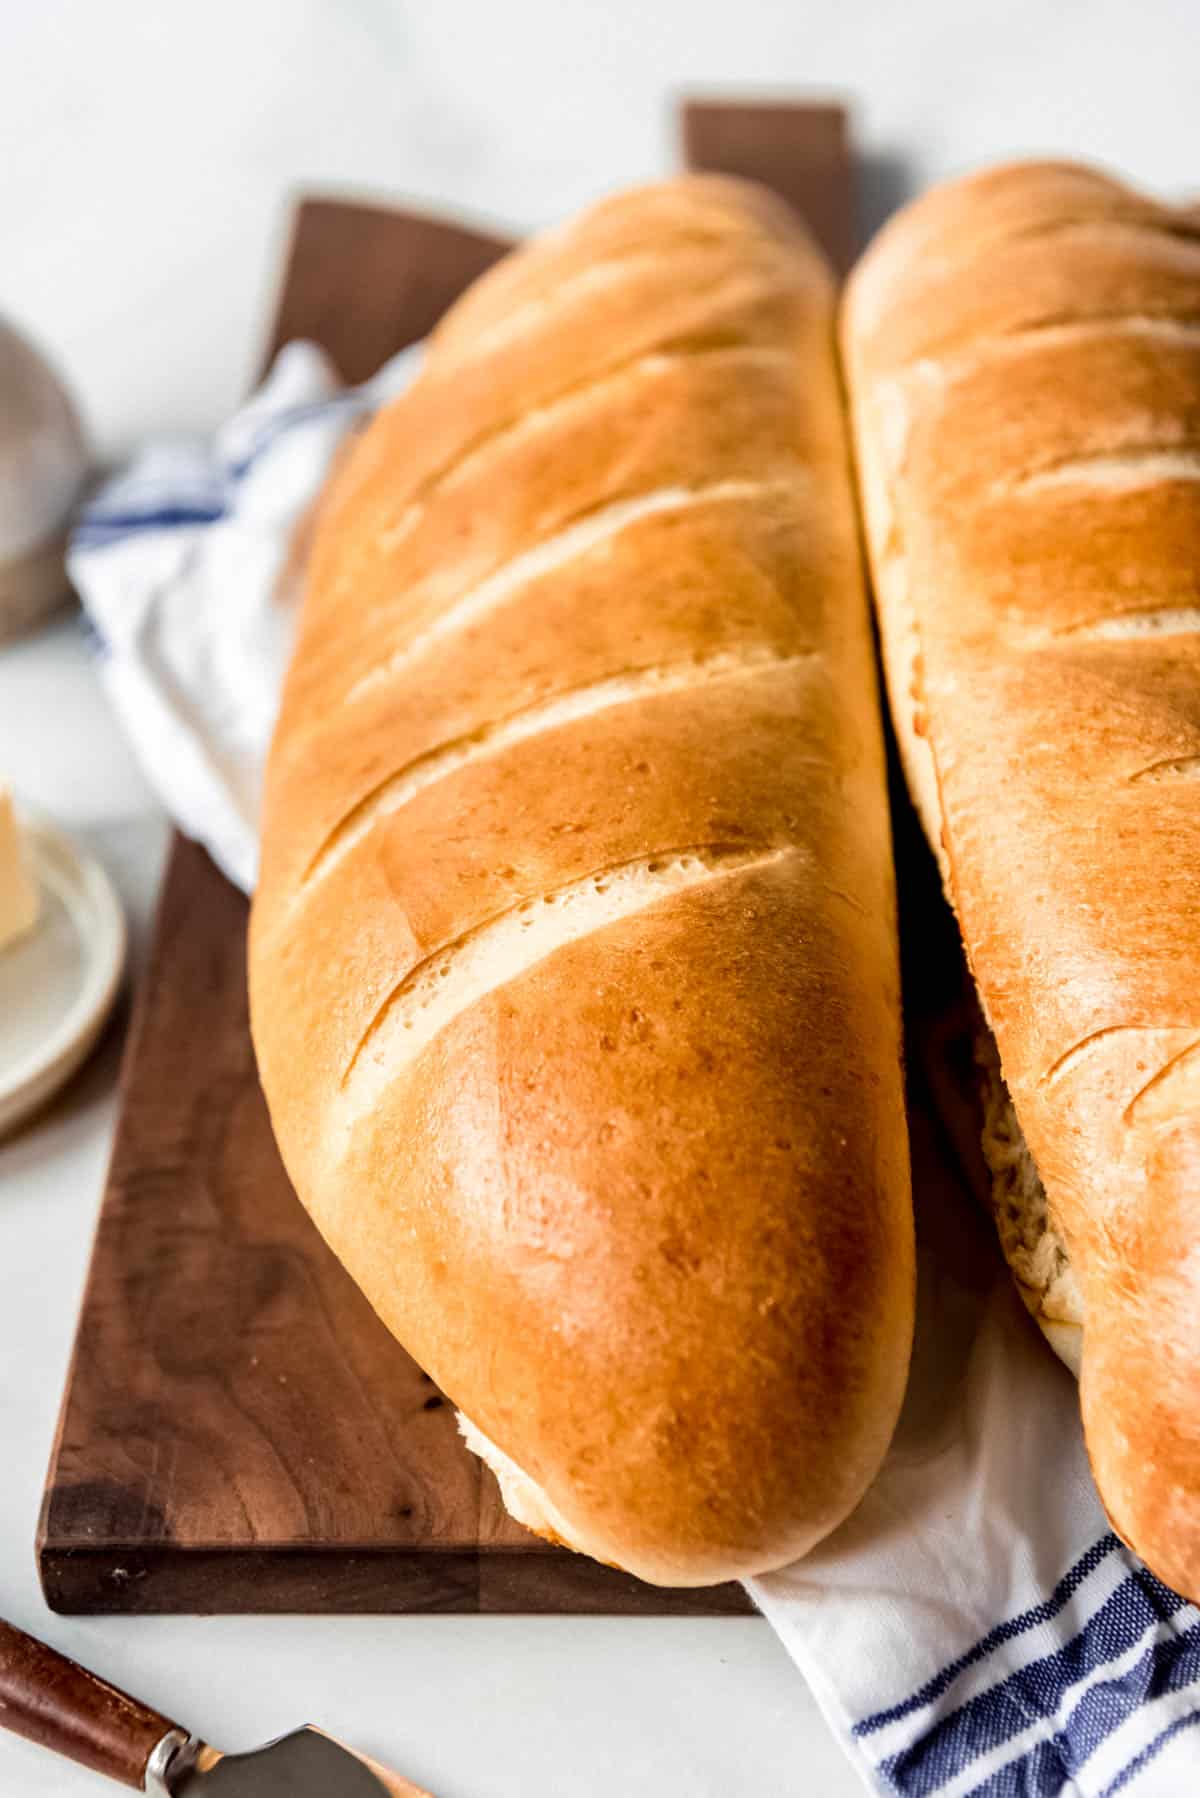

[974,1031,1084,1375]
[456,1412,585,1553]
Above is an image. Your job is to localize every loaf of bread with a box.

[250,176,913,1586]
[844,160,1200,1598]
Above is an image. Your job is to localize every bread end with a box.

[456,1411,579,1553]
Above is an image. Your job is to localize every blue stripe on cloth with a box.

[855,1537,1121,1737]
[225,391,370,481]
[1098,1707,1200,1797]
[74,387,379,554]
[963,1736,1067,1798]
[75,502,228,537]
[1051,1619,1200,1785]
[958,1622,1200,1798]
[878,1564,1191,1797]
[77,611,108,658]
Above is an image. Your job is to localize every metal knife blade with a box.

[171,1727,393,1795]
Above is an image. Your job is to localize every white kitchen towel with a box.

[69,347,1200,1798]
[749,1096,1200,1798]
[69,339,421,891]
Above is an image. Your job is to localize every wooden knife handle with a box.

[0,1616,179,1787]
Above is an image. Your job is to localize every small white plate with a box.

[0,811,127,1137]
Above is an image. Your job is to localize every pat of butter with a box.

[0,787,39,950]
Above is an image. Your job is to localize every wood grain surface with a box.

[39,103,852,1615]
[681,99,855,273]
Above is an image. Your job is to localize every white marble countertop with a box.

[1,1,1196,1791]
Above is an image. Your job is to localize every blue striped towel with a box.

[69,345,1200,1797]
[751,1120,1200,1797]
[68,340,421,890]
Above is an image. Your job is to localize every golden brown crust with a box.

[251,176,913,1585]
[845,159,1200,1599]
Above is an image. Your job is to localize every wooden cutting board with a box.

[39,102,855,1615]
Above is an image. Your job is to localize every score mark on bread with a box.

[845,158,1200,1599]
[347,468,797,705]
[303,645,809,899]
[338,842,793,1103]
[251,176,913,1585]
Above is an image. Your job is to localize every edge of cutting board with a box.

[38,102,852,1615]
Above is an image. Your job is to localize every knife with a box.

[0,1617,432,1794]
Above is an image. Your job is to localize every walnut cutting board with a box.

[39,102,854,1614]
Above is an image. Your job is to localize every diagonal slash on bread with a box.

[250,176,913,1588]
[845,158,1200,1600]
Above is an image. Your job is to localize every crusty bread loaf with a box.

[844,160,1200,1599]
[250,175,913,1587]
